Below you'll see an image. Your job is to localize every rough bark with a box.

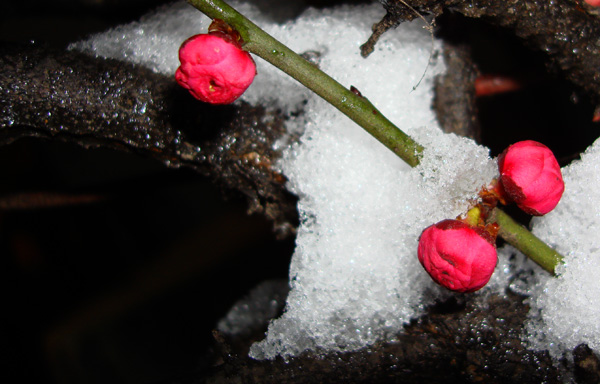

[376,0,600,105]
[0,41,298,236]
[432,38,481,140]
[202,290,574,383]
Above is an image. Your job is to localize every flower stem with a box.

[185,0,565,274]
[490,208,563,274]
[186,0,423,167]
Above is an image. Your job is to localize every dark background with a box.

[0,1,293,383]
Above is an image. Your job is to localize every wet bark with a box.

[0,41,298,236]
[375,0,600,105]
[201,290,576,383]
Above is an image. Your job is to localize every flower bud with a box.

[417,220,497,293]
[498,140,564,216]
[175,34,256,104]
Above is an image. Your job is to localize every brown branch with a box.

[0,192,106,210]
[377,0,600,104]
[207,292,574,383]
[0,41,298,236]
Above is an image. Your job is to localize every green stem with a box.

[185,0,565,274]
[491,208,563,275]
[187,0,423,167]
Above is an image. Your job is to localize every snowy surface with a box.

[524,138,600,357]
[72,0,600,361]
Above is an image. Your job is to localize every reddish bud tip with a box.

[498,140,564,216]
[474,74,523,97]
[417,219,497,293]
[585,0,600,7]
[175,34,256,104]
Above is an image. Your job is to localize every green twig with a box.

[185,0,565,274]
[187,0,423,167]
[491,208,563,275]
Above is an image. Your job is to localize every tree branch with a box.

[0,41,298,236]
[378,0,600,104]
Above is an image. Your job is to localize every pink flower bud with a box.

[418,220,497,293]
[498,140,564,216]
[175,34,256,104]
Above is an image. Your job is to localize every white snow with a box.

[71,0,600,362]
[524,138,600,357]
